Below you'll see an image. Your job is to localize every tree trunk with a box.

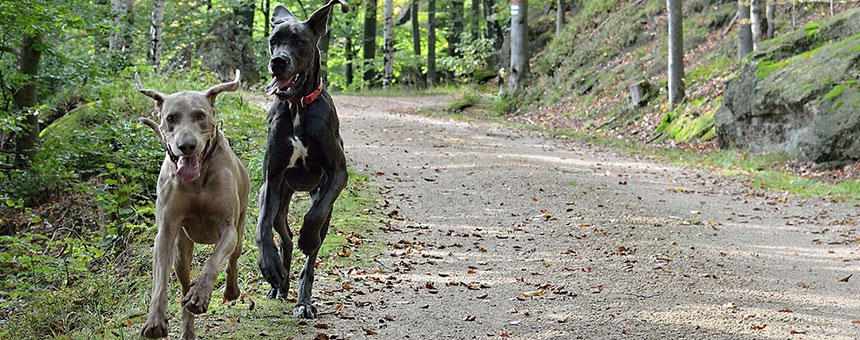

[766,2,775,39]
[448,0,464,57]
[507,0,527,94]
[428,0,437,86]
[263,0,271,37]
[555,0,564,35]
[234,0,255,39]
[737,0,753,60]
[412,0,421,56]
[791,2,796,30]
[471,0,481,38]
[484,0,503,69]
[750,0,765,50]
[667,0,684,109]
[109,0,134,57]
[346,36,354,86]
[830,0,834,16]
[12,34,43,168]
[383,0,394,88]
[363,0,378,83]
[148,0,166,72]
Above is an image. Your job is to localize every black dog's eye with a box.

[166,114,176,123]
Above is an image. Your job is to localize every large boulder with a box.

[716,9,860,163]
[165,14,260,83]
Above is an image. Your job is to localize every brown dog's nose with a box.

[177,140,198,155]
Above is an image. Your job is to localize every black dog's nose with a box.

[270,56,288,73]
[177,140,197,155]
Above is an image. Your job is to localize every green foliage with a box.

[803,22,820,38]
[438,34,495,82]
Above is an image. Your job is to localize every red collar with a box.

[287,79,324,107]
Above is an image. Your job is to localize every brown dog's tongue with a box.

[176,155,201,182]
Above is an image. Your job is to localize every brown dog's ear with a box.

[204,69,241,106]
[306,0,350,37]
[272,5,297,25]
[139,117,167,146]
[134,73,166,111]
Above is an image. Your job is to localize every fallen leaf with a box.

[314,323,329,329]
[779,307,792,313]
[790,330,807,334]
[363,328,378,335]
[751,324,767,330]
[315,333,329,340]
[464,315,476,321]
[837,274,852,282]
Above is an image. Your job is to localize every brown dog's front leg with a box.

[182,224,238,315]
[142,220,178,338]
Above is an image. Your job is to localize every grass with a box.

[0,70,386,339]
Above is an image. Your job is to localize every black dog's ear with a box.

[306,0,350,37]
[271,5,297,25]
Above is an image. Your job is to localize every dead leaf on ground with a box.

[363,328,378,335]
[315,333,329,340]
[751,324,767,330]
[464,315,476,321]
[779,307,793,313]
[837,274,852,282]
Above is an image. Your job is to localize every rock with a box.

[716,8,860,163]
[165,14,260,83]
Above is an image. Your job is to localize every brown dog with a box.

[137,71,250,340]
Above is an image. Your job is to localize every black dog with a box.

[256,0,349,318]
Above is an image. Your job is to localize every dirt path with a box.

[260,95,859,339]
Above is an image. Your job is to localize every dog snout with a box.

[270,56,289,74]
[177,138,198,155]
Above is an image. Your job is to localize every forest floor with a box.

[196,94,859,339]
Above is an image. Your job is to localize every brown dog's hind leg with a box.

[175,233,196,340]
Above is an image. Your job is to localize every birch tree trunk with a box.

[830,0,834,16]
[766,2,775,39]
[507,0,527,94]
[148,0,166,72]
[383,0,394,88]
[363,0,378,83]
[13,34,43,168]
[428,0,437,86]
[737,0,753,60]
[750,0,765,50]
[667,0,684,109]
[556,0,564,35]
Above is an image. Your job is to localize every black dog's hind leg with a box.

[256,117,294,298]
[270,184,295,299]
[294,168,347,318]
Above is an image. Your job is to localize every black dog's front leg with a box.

[256,117,293,299]
[294,165,348,318]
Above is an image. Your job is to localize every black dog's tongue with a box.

[266,77,291,96]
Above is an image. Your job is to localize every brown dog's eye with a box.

[166,114,176,123]
[196,112,205,121]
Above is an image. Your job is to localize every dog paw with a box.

[141,316,168,338]
[258,250,285,288]
[293,302,317,319]
[182,286,212,315]
[222,284,240,302]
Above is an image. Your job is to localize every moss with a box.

[833,100,844,111]
[825,84,847,100]
[756,59,791,79]
[803,22,820,38]
[674,113,715,142]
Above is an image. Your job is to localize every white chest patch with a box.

[288,136,308,168]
